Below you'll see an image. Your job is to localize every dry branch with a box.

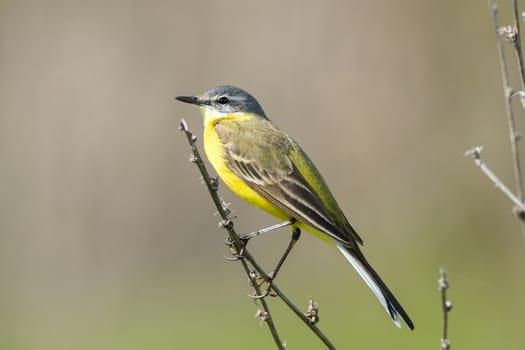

[180,119,336,349]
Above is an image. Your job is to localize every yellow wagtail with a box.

[176,85,414,330]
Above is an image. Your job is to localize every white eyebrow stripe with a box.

[221,95,245,102]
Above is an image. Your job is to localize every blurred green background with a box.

[2,0,525,349]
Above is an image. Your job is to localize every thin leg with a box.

[239,218,296,240]
[224,218,296,261]
[253,227,301,298]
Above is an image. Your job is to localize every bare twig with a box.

[512,0,525,89]
[465,147,525,214]
[438,268,452,350]
[180,119,284,349]
[488,0,525,234]
[180,119,336,350]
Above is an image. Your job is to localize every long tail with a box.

[335,241,414,330]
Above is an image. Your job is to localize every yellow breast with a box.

[203,118,288,220]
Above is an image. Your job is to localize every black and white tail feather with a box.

[335,241,414,330]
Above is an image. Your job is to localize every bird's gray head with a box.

[176,85,268,120]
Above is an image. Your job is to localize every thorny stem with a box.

[180,119,336,350]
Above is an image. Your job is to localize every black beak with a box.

[175,95,201,105]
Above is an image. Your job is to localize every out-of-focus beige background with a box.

[2,1,525,349]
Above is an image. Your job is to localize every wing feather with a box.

[215,119,360,246]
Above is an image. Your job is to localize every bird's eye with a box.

[217,96,229,105]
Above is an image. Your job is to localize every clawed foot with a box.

[223,253,242,261]
[249,270,277,299]
[223,236,247,261]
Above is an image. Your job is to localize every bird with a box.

[176,85,414,330]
